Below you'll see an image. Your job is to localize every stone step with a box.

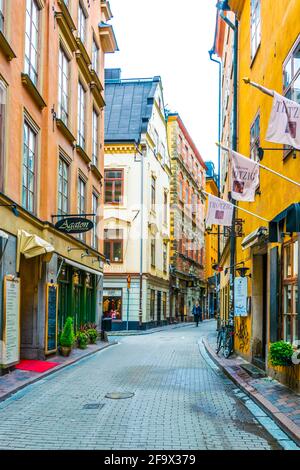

[240,363,267,378]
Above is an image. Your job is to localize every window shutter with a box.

[269,246,279,343]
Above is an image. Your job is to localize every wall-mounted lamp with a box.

[236,266,251,278]
[0,203,19,217]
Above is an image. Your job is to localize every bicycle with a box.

[216,317,234,358]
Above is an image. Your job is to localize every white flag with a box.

[206,194,234,227]
[266,91,300,149]
[230,151,259,202]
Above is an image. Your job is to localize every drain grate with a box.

[83,403,105,410]
[105,392,134,400]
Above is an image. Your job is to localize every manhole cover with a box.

[105,392,134,399]
[83,403,105,410]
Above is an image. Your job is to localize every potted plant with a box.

[60,317,75,357]
[269,341,294,366]
[87,328,98,344]
[76,330,89,349]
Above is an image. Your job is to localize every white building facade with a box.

[103,70,171,330]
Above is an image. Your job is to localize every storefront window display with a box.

[103,289,122,320]
[282,240,299,345]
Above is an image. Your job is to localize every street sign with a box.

[55,217,94,234]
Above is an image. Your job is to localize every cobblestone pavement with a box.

[0,321,281,450]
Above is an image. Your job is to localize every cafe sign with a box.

[55,217,94,234]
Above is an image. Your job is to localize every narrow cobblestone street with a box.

[0,322,281,450]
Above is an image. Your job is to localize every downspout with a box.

[136,142,145,327]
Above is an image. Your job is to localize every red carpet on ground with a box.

[15,360,59,373]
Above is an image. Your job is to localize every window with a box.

[283,38,300,104]
[104,169,123,204]
[25,0,39,85]
[103,289,122,320]
[282,240,299,345]
[185,184,189,205]
[92,109,98,166]
[0,81,6,192]
[22,120,37,213]
[104,229,123,263]
[250,113,260,161]
[154,129,159,153]
[77,82,85,148]
[163,190,168,224]
[77,177,85,240]
[91,193,98,249]
[151,238,156,267]
[58,158,69,216]
[92,38,99,72]
[151,175,156,210]
[78,3,86,44]
[150,289,155,321]
[178,177,183,201]
[0,0,5,33]
[163,243,167,273]
[250,0,261,60]
[58,47,69,126]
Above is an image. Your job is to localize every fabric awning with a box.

[269,203,300,242]
[17,229,55,271]
[63,258,103,277]
[241,226,268,250]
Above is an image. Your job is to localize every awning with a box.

[241,226,268,250]
[17,229,55,271]
[269,203,300,242]
[63,257,103,277]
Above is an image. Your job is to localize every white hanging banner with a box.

[230,151,260,202]
[205,194,234,227]
[234,277,248,317]
[266,91,300,149]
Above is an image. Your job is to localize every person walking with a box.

[192,302,200,327]
[197,302,203,323]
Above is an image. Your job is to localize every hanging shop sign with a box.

[1,276,20,367]
[55,217,94,234]
[234,277,248,317]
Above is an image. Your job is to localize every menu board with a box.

[234,277,248,317]
[45,283,58,354]
[1,276,20,367]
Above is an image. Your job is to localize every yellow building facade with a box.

[228,0,300,390]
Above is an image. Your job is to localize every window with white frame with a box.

[283,38,300,103]
[92,192,98,249]
[25,0,39,85]
[77,82,85,148]
[0,80,6,192]
[77,176,86,240]
[282,240,299,345]
[22,120,37,213]
[78,2,86,44]
[58,157,69,216]
[92,109,98,166]
[92,38,99,73]
[58,47,69,126]
[250,0,261,60]
[250,113,260,161]
[0,0,5,33]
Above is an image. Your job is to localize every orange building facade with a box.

[0,0,117,368]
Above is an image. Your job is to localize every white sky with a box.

[105,0,219,168]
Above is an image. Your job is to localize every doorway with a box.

[157,291,161,325]
[252,253,267,369]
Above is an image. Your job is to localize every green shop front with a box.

[57,258,103,333]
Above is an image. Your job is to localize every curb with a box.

[203,338,300,446]
[0,341,117,404]
[107,322,196,337]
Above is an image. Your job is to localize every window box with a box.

[55,12,77,52]
[21,73,47,109]
[0,31,16,61]
[56,118,76,145]
[76,144,91,164]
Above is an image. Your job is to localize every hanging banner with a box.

[205,194,234,227]
[234,277,248,317]
[266,91,300,149]
[230,151,260,202]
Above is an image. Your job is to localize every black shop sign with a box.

[55,217,94,234]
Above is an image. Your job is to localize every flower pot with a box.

[60,346,71,357]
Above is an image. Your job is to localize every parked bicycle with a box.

[216,317,234,358]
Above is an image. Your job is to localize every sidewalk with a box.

[203,334,300,446]
[107,321,196,336]
[0,340,117,403]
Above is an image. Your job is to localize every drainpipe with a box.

[135,142,145,328]
[219,11,239,335]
